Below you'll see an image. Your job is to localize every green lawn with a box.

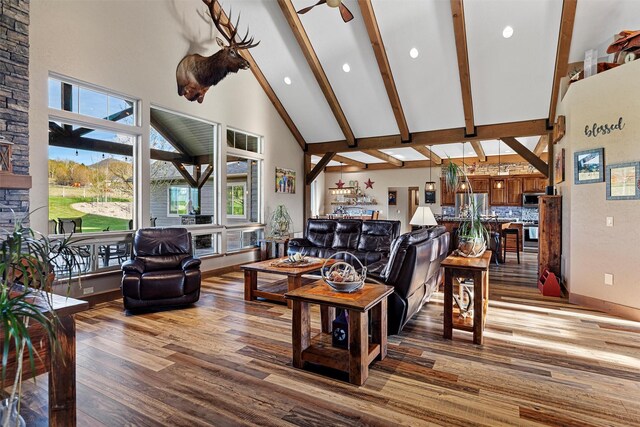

[49,195,130,233]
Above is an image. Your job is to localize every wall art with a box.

[606,162,640,200]
[574,148,604,184]
[275,167,295,194]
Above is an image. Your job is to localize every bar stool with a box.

[501,224,520,264]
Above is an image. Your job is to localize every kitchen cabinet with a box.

[440,177,455,206]
[469,177,490,193]
[489,178,506,205]
[522,175,547,193]
[506,177,523,206]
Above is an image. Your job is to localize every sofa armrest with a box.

[122,259,144,274]
[181,257,201,271]
[288,238,312,247]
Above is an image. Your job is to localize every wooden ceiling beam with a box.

[500,137,549,177]
[358,0,410,141]
[213,2,307,151]
[533,134,549,156]
[548,0,577,124]
[333,154,367,169]
[451,0,475,136]
[470,141,486,162]
[411,145,443,165]
[362,149,403,167]
[306,118,548,154]
[323,153,549,173]
[278,0,356,147]
[307,152,336,184]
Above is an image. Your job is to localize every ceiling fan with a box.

[297,0,354,23]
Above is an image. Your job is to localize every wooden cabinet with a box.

[539,195,562,277]
[489,178,507,205]
[522,175,547,193]
[440,177,455,206]
[506,178,523,206]
[469,177,490,193]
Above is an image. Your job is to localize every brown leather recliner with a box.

[121,227,201,311]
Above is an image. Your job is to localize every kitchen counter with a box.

[438,218,525,251]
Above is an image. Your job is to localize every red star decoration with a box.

[335,179,345,189]
[364,178,374,189]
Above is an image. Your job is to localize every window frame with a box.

[226,181,247,219]
[167,185,199,217]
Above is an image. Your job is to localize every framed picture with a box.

[554,148,565,184]
[424,181,436,204]
[574,148,604,184]
[388,190,397,206]
[275,167,295,194]
[606,162,640,200]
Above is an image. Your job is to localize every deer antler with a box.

[202,0,259,50]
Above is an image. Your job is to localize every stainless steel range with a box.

[523,221,539,249]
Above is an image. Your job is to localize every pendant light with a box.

[496,141,504,189]
[460,143,467,190]
[426,145,435,191]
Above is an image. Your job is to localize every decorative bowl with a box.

[321,252,366,293]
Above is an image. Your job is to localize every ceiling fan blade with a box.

[339,3,354,22]
[297,0,327,15]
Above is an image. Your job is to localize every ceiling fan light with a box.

[327,0,341,7]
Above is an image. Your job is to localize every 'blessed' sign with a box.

[585,117,625,137]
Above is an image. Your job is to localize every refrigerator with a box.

[455,193,489,217]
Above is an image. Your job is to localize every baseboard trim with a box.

[81,289,122,306]
[570,292,640,322]
[202,263,244,278]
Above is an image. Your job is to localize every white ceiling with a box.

[337,151,386,164]
[292,0,399,138]
[379,147,428,161]
[371,0,465,132]
[464,0,562,125]
[226,0,636,152]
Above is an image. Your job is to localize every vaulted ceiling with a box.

[222,0,636,170]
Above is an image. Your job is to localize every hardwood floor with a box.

[15,255,640,426]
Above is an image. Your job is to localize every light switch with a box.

[604,273,613,286]
[606,217,614,227]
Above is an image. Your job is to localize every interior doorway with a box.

[408,187,419,229]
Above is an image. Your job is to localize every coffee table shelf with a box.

[301,334,381,372]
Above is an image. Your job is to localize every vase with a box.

[457,236,487,258]
[0,397,26,427]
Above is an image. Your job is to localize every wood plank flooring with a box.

[14,255,640,426]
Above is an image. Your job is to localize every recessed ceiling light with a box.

[409,48,419,59]
[342,63,351,73]
[283,76,292,85]
[502,26,514,39]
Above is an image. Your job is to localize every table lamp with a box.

[410,206,437,229]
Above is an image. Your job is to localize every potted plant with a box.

[0,210,82,426]
[444,159,489,258]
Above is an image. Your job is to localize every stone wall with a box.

[0,0,30,229]
[441,161,539,176]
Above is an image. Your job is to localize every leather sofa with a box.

[368,226,450,334]
[121,227,201,311]
[287,219,401,265]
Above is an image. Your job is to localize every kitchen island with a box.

[437,217,526,252]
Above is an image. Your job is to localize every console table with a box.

[259,238,289,261]
[1,292,89,425]
[442,251,491,345]
[285,281,393,385]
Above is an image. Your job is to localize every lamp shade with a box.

[410,206,437,226]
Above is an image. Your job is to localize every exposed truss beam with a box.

[362,149,403,167]
[533,134,549,156]
[549,0,577,124]
[150,115,189,155]
[500,137,549,177]
[213,1,307,151]
[451,0,475,136]
[172,161,198,187]
[73,107,134,137]
[470,141,486,162]
[278,0,355,147]
[333,154,367,169]
[323,153,548,173]
[197,164,214,188]
[411,146,443,165]
[358,0,409,141]
[306,119,548,154]
[307,152,336,185]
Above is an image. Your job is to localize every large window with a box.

[48,77,139,234]
[226,182,247,218]
[226,128,261,154]
[169,186,199,216]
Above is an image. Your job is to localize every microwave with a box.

[522,193,543,207]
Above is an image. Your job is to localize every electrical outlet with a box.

[604,274,613,286]
[606,217,614,227]
[82,286,94,295]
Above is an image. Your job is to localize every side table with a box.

[259,238,290,261]
[442,251,491,345]
[285,281,393,386]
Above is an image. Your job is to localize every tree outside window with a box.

[226,183,246,218]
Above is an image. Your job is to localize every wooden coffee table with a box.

[285,281,394,386]
[241,257,335,308]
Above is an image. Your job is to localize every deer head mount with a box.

[176,0,260,103]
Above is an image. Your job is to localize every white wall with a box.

[29,0,303,272]
[323,167,442,223]
[557,59,640,312]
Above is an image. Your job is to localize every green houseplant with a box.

[444,159,489,257]
[0,210,82,426]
